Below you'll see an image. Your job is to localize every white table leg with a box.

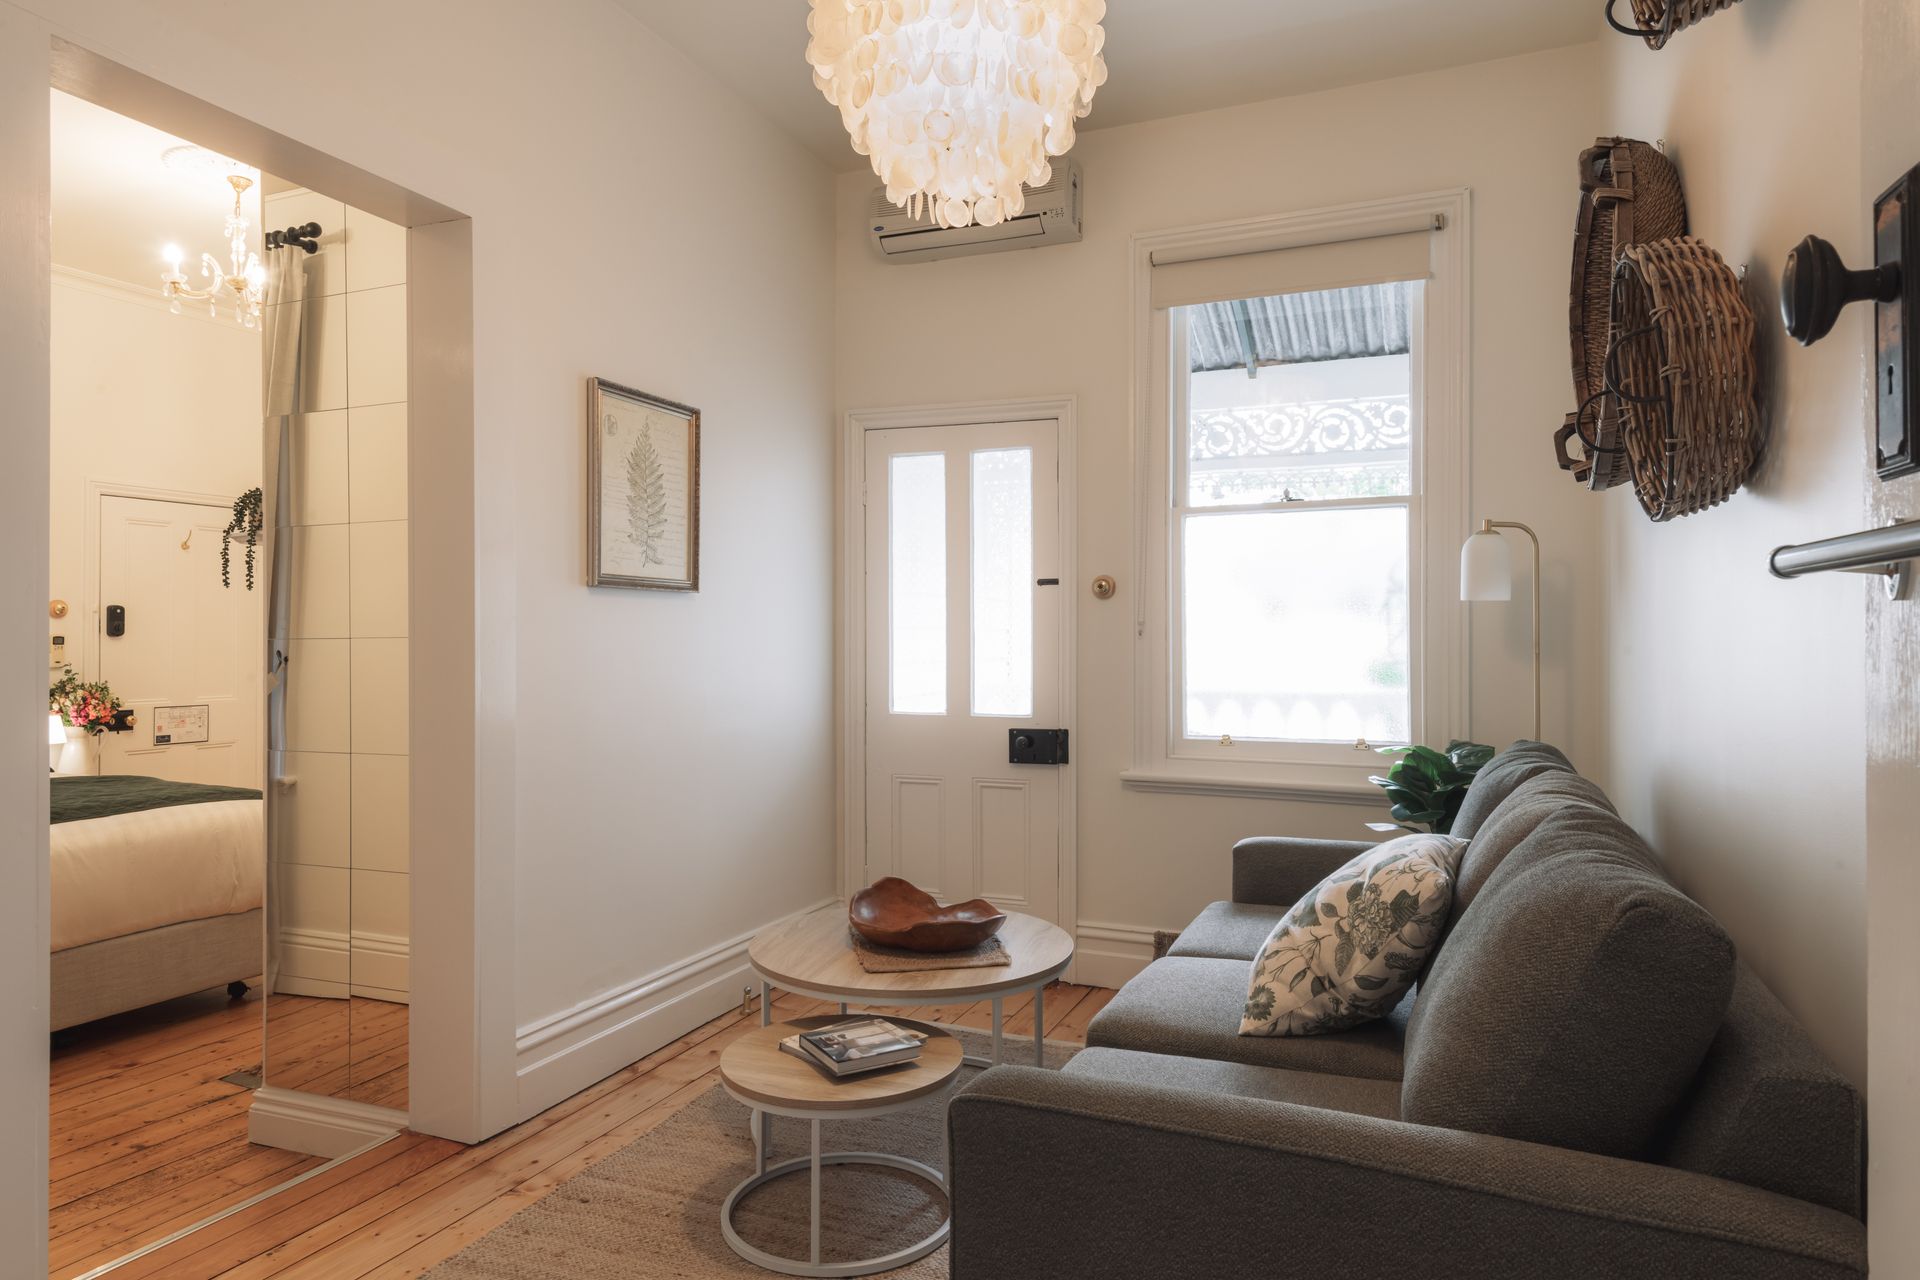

[753,1107,769,1175]
[809,1118,822,1266]
[1033,983,1045,1065]
[991,995,1004,1065]
[760,981,772,1027]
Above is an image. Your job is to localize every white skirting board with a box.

[1073,921,1163,990]
[512,898,837,1119]
[248,1085,406,1158]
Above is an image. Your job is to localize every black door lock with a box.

[1009,729,1068,765]
[105,605,126,637]
[1780,161,1920,479]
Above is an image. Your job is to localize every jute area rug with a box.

[424,1025,1078,1278]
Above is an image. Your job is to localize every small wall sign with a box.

[152,704,210,746]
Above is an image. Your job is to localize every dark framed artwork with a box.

[586,378,701,591]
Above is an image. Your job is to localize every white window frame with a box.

[1122,190,1471,804]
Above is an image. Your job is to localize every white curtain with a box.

[260,248,307,998]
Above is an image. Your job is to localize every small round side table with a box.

[717,1015,963,1277]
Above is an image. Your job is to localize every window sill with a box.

[1119,769,1385,805]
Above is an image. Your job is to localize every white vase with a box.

[54,727,100,776]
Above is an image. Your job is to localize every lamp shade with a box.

[1460,528,1513,602]
[48,713,65,746]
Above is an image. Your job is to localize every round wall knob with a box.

[1780,234,1901,346]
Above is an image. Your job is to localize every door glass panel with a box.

[971,447,1033,717]
[889,452,946,715]
[1182,505,1410,743]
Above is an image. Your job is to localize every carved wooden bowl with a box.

[848,878,1007,953]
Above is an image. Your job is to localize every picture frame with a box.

[586,377,701,591]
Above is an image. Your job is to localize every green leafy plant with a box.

[1367,740,1495,834]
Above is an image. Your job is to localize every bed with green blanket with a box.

[49,774,265,1032]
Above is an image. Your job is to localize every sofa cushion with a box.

[1166,901,1287,962]
[1400,800,1736,1161]
[1451,770,1620,929]
[1088,957,1407,1080]
[1064,1046,1402,1119]
[1241,833,1465,1037]
[1448,740,1576,841]
[1658,964,1864,1219]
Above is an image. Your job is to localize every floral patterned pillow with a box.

[1240,833,1467,1038]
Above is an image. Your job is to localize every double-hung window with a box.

[1127,197,1468,799]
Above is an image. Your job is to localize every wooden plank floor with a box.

[50,985,418,1278]
[103,981,1115,1279]
[48,982,324,1279]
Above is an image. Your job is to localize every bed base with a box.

[51,909,264,1032]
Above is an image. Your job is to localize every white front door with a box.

[97,495,262,787]
[863,420,1065,924]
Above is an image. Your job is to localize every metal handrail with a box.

[1770,520,1920,582]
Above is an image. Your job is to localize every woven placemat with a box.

[847,930,1010,973]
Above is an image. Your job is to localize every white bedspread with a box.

[51,800,265,953]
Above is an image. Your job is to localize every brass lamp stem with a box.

[1485,520,1542,740]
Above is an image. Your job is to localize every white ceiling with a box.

[51,90,266,292]
[615,0,1597,171]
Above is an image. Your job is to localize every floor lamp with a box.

[1460,519,1542,741]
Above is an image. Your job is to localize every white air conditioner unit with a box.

[867,160,1082,264]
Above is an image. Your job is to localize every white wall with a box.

[48,276,259,682]
[1598,0,1868,1087]
[3,0,838,1145]
[1861,0,1920,1265]
[835,44,1605,977]
[0,10,52,1268]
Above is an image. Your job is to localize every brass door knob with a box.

[1091,575,1116,600]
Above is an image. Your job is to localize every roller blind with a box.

[1150,228,1433,311]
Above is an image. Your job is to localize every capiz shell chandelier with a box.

[807,0,1107,230]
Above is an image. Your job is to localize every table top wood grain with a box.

[748,904,1074,1003]
[718,1016,963,1112]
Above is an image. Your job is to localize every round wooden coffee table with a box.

[718,1015,963,1277]
[748,905,1075,1067]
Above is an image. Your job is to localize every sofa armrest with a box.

[948,1067,1866,1280]
[1231,835,1372,906]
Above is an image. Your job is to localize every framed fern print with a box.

[587,378,701,591]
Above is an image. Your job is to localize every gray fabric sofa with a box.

[948,742,1867,1279]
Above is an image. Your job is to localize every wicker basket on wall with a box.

[1606,0,1744,50]
[1555,137,1687,489]
[1605,236,1759,522]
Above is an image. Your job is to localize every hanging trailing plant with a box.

[222,487,265,590]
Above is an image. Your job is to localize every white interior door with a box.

[97,495,262,787]
[863,420,1065,924]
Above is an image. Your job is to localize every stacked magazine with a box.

[780,1018,928,1079]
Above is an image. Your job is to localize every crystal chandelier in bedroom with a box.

[806,0,1107,230]
[158,163,266,330]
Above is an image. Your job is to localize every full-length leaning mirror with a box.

[260,179,414,1114]
[44,88,412,1273]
